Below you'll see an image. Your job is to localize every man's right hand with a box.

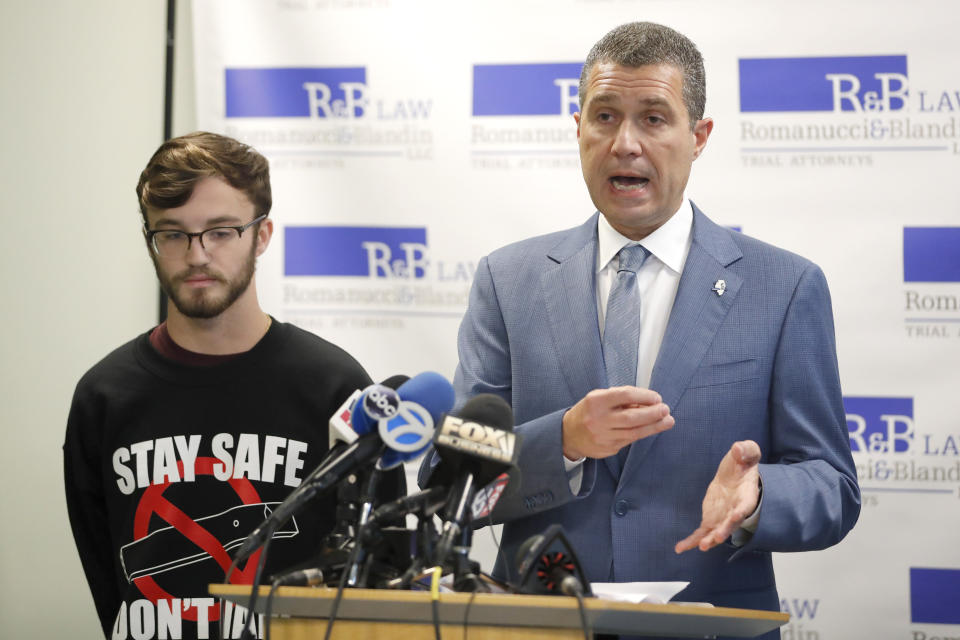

[562,387,674,460]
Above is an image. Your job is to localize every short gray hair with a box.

[578,22,706,128]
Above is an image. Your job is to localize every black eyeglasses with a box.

[144,214,267,257]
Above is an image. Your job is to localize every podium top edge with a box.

[208,583,790,623]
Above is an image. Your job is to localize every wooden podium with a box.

[211,584,788,639]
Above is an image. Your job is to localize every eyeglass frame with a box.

[143,214,268,256]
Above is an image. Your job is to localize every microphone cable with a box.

[220,561,238,640]
[219,537,267,640]
[322,533,364,640]
[264,579,281,640]
[461,589,479,640]
[510,527,593,640]
[429,566,442,640]
[237,535,273,640]
[573,588,592,640]
[454,501,500,640]
[484,509,504,577]
[263,567,324,640]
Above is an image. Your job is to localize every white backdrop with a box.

[0,2,170,638]
[193,1,960,638]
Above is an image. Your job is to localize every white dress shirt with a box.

[562,197,691,476]
[595,199,692,389]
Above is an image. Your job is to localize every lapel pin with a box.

[712,279,726,296]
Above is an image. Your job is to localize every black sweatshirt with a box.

[64,320,403,639]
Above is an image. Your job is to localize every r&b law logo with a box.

[779,595,821,640]
[910,567,960,626]
[225,67,432,120]
[470,63,583,170]
[846,397,915,455]
[845,397,960,492]
[221,66,434,165]
[281,226,475,329]
[226,67,370,119]
[285,226,431,279]
[472,63,583,117]
[739,55,908,113]
[903,227,960,340]
[737,55,960,169]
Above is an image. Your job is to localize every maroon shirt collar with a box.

[149,322,243,366]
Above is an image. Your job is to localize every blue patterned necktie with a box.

[604,244,649,472]
[603,244,649,389]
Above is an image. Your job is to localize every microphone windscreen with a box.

[515,532,545,571]
[430,393,519,487]
[457,393,514,432]
[380,374,410,390]
[378,371,455,469]
[514,524,592,597]
[395,371,455,420]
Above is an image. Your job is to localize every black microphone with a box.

[363,486,448,533]
[514,524,591,597]
[232,432,385,564]
[429,394,518,566]
[271,567,325,587]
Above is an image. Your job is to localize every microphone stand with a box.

[384,501,443,590]
[280,470,363,588]
[345,468,381,587]
[450,527,488,593]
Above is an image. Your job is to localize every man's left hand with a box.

[675,440,762,553]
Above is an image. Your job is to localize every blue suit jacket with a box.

[423,206,859,629]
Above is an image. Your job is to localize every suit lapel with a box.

[623,205,745,473]
[541,209,746,478]
[542,214,607,406]
[543,214,625,480]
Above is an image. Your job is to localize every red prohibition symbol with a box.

[132,457,264,622]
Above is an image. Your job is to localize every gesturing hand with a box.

[675,440,762,553]
[561,386,674,460]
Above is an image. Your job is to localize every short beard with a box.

[154,241,257,320]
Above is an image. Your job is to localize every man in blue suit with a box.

[425,21,859,633]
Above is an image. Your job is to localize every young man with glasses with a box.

[64,132,400,640]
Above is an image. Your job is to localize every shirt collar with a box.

[596,196,693,274]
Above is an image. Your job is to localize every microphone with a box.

[344,373,453,586]
[328,390,361,449]
[343,374,407,533]
[271,567,325,587]
[349,376,408,436]
[429,394,518,566]
[322,375,410,555]
[376,371,455,470]
[363,486,448,532]
[514,524,591,597]
[470,472,510,521]
[344,388,398,589]
[232,372,454,564]
[328,374,410,450]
